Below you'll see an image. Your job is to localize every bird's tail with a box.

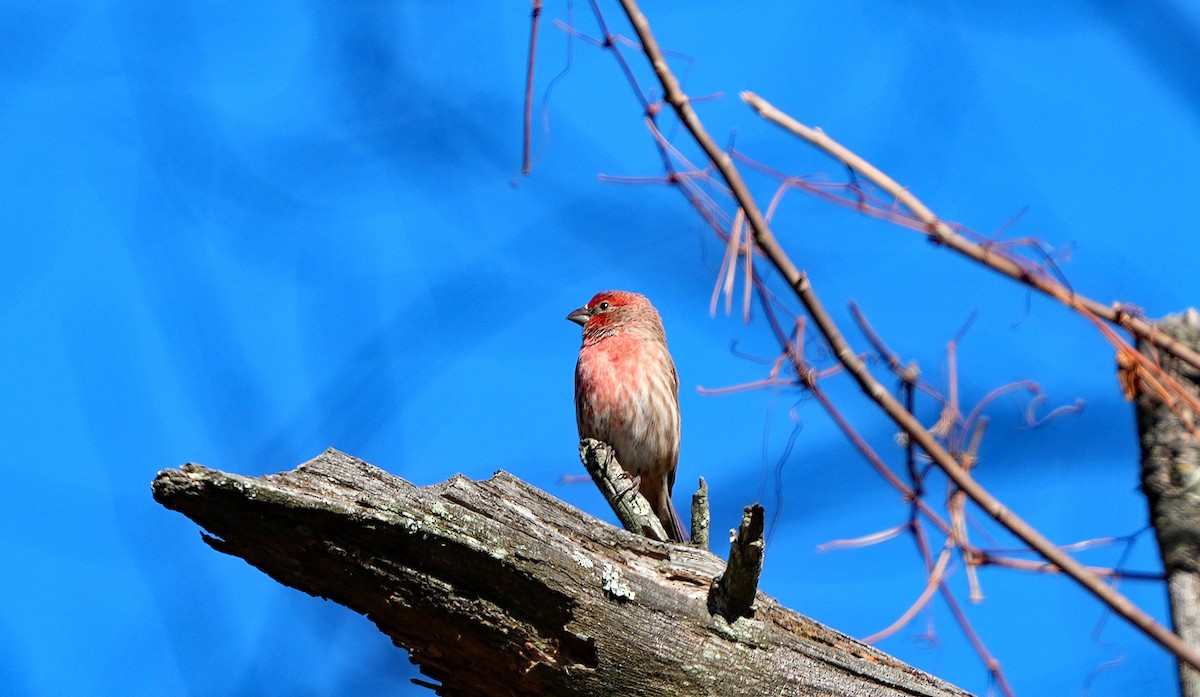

[655,489,688,543]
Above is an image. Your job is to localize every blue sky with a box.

[4,2,1200,695]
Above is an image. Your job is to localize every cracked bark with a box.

[151,448,969,696]
[1137,309,1200,697]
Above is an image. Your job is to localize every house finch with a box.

[568,290,687,542]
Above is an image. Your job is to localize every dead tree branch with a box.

[612,0,1200,672]
[151,449,969,697]
[741,90,1200,380]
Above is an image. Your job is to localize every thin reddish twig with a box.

[906,494,1016,695]
[817,524,910,552]
[976,553,1162,582]
[740,90,1200,377]
[864,542,954,644]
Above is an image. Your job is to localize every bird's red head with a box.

[567,290,652,331]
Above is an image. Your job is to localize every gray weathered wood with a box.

[151,448,970,697]
[708,504,765,621]
[1136,309,1200,697]
[578,437,669,542]
[691,476,710,551]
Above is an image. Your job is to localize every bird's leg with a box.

[614,470,642,506]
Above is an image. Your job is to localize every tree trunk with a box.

[1136,309,1200,697]
[151,448,969,696]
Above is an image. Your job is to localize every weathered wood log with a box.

[151,448,970,696]
[1136,309,1200,697]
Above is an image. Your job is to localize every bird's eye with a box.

[597,301,611,311]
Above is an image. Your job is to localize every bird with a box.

[568,290,687,542]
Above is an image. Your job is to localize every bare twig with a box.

[905,493,1016,696]
[817,524,909,552]
[938,568,1015,697]
[614,0,1200,671]
[740,90,1200,377]
[521,0,542,174]
[976,552,1162,581]
[850,301,934,400]
[960,418,989,602]
[864,542,953,644]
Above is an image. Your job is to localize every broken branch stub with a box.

[691,476,711,550]
[708,504,766,620]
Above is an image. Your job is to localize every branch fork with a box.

[578,438,764,620]
[611,0,1200,673]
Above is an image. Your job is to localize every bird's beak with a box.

[566,306,590,326]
